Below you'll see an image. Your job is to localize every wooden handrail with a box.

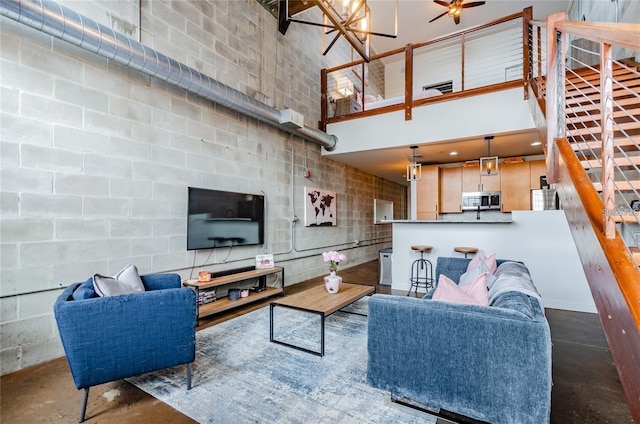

[325,46,405,73]
[528,19,546,27]
[412,10,526,49]
[555,21,640,51]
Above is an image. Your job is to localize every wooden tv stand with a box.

[183,267,284,319]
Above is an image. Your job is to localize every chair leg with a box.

[79,387,89,423]
[186,362,192,390]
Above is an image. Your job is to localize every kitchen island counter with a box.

[389,211,595,313]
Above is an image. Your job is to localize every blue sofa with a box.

[54,273,196,422]
[367,257,552,424]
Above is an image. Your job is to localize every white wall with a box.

[391,211,596,313]
[567,0,640,24]
[325,88,536,155]
[383,20,523,99]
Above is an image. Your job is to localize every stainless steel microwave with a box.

[462,191,501,210]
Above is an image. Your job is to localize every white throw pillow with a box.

[459,259,496,288]
[93,264,145,297]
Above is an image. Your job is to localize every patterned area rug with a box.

[128,297,435,423]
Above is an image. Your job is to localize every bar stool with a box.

[408,245,434,296]
[454,246,478,258]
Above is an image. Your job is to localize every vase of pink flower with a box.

[322,251,346,294]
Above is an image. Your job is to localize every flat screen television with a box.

[187,187,264,250]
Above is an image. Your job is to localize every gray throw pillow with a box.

[93,264,145,297]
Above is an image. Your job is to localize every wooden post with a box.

[522,7,532,100]
[600,43,616,239]
[405,44,413,121]
[537,26,542,97]
[460,33,465,92]
[320,68,328,132]
[545,11,566,184]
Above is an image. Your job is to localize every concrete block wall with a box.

[0,0,404,374]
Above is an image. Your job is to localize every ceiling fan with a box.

[429,0,486,25]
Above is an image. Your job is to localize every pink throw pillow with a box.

[467,250,497,274]
[433,274,489,306]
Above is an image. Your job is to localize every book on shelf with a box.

[197,288,217,305]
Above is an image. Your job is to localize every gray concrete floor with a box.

[0,260,634,423]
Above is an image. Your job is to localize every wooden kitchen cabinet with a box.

[500,162,531,211]
[462,166,500,192]
[481,173,501,192]
[462,166,480,192]
[417,165,440,220]
[440,167,462,213]
[530,160,547,189]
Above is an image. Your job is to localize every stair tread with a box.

[566,62,638,81]
[565,83,640,101]
[580,155,640,169]
[566,70,640,91]
[593,180,640,191]
[567,121,640,136]
[571,136,640,152]
[565,106,640,124]
[565,95,640,111]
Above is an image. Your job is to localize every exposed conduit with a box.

[0,0,338,151]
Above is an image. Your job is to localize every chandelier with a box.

[277,0,397,62]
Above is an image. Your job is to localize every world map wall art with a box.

[304,187,337,227]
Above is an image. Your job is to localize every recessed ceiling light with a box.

[449,151,458,156]
[531,141,542,146]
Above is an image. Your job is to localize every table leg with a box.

[269,303,325,357]
[269,303,274,342]
[320,313,325,357]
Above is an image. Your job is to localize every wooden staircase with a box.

[565,60,640,194]
[528,18,640,421]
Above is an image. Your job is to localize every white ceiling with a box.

[323,0,570,185]
[367,0,570,54]
[326,129,546,185]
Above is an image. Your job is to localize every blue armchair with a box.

[54,273,196,422]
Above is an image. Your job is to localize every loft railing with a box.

[527,14,640,420]
[320,8,532,130]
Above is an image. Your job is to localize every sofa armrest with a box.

[367,294,551,424]
[54,287,196,389]
[141,273,181,291]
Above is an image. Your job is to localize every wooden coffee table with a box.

[269,283,374,356]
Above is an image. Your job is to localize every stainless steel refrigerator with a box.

[531,189,558,210]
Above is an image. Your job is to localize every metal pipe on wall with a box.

[0,0,338,151]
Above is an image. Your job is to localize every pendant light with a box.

[407,145,422,181]
[480,135,499,176]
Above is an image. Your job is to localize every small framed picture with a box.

[255,254,274,269]
[304,187,337,227]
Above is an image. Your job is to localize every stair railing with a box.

[537,16,640,239]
